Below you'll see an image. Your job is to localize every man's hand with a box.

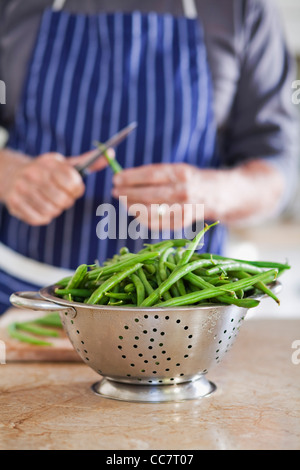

[112,163,201,230]
[2,149,113,226]
[112,160,285,229]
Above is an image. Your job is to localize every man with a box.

[0,0,298,313]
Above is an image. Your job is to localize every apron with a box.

[0,0,226,313]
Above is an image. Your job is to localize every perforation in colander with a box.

[62,312,92,364]
[62,305,247,386]
[214,314,245,363]
[113,313,208,385]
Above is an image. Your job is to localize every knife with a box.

[75,122,138,176]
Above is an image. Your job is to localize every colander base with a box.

[91,376,216,403]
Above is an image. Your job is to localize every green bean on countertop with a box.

[7,323,54,346]
[7,312,63,346]
[54,221,290,308]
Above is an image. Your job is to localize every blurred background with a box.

[226,0,300,319]
[0,0,299,319]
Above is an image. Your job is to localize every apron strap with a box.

[182,0,198,19]
[52,1,197,18]
[52,0,67,11]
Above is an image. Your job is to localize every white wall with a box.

[0,128,7,148]
[275,0,300,56]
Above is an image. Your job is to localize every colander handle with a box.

[10,291,76,318]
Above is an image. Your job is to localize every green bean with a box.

[139,241,175,256]
[176,278,186,296]
[105,292,133,300]
[147,279,158,290]
[178,221,219,266]
[124,282,135,293]
[198,253,291,271]
[170,251,188,295]
[136,268,154,296]
[231,270,280,305]
[87,252,159,280]
[143,264,157,275]
[7,323,53,346]
[96,294,110,305]
[155,270,277,307]
[182,272,259,307]
[166,254,180,297]
[206,262,264,276]
[14,322,59,337]
[130,273,146,306]
[104,252,137,266]
[55,276,72,288]
[87,263,143,304]
[173,251,182,264]
[141,259,223,307]
[140,239,190,252]
[158,247,175,281]
[220,298,259,308]
[129,292,137,304]
[112,284,120,295]
[199,275,228,285]
[192,267,218,277]
[55,288,93,298]
[170,283,180,298]
[156,270,172,301]
[94,142,123,174]
[108,300,125,306]
[167,262,237,301]
[187,283,199,293]
[66,264,87,289]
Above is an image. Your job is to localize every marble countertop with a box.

[1,319,299,450]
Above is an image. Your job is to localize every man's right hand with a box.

[1,147,114,226]
[3,152,86,226]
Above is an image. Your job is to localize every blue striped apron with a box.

[0,4,226,314]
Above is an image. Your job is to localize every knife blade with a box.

[75,122,138,176]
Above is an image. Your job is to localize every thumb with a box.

[67,148,115,173]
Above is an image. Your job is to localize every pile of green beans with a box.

[54,222,290,309]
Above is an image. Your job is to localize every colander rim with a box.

[40,281,281,313]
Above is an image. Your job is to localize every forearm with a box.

[196,159,286,225]
[0,148,30,203]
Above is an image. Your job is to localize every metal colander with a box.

[10,282,280,403]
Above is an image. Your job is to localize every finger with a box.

[8,193,53,226]
[37,152,66,165]
[38,183,75,211]
[50,164,85,198]
[16,164,78,210]
[113,163,188,187]
[112,183,189,205]
[21,156,85,200]
[17,189,62,220]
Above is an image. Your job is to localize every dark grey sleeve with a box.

[221,0,299,210]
